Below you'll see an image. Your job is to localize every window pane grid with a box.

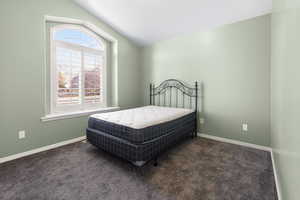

[83,52,103,104]
[56,47,82,105]
[52,25,105,113]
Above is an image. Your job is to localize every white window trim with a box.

[41,107,120,122]
[50,24,107,114]
[42,16,119,121]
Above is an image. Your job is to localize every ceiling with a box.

[75,0,272,46]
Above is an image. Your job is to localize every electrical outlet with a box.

[18,130,26,139]
[242,124,248,132]
[200,118,205,124]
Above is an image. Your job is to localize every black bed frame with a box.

[87,79,198,166]
[150,79,198,137]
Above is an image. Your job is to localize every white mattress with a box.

[90,106,194,129]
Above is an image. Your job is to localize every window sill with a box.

[41,107,120,122]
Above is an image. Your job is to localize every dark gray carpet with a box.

[0,138,277,200]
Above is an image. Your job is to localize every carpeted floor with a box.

[0,138,277,200]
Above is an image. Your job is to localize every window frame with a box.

[50,24,107,114]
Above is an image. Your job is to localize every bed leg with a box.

[192,131,196,138]
[153,157,158,167]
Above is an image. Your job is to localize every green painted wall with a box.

[0,0,142,157]
[141,15,271,146]
[2,0,299,197]
[271,0,300,199]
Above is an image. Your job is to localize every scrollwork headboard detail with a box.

[150,79,198,112]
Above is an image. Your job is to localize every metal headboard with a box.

[150,79,198,111]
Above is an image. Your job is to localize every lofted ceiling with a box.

[75,0,272,46]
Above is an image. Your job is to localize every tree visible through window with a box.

[50,25,106,113]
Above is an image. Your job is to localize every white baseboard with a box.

[198,133,272,152]
[0,136,86,164]
[271,150,282,200]
[0,133,282,200]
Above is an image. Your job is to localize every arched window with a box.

[50,25,106,113]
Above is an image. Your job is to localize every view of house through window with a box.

[51,25,106,113]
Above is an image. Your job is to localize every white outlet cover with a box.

[242,124,248,131]
[18,130,26,139]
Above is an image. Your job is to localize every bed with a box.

[86,79,198,166]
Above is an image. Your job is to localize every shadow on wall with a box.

[198,82,205,132]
